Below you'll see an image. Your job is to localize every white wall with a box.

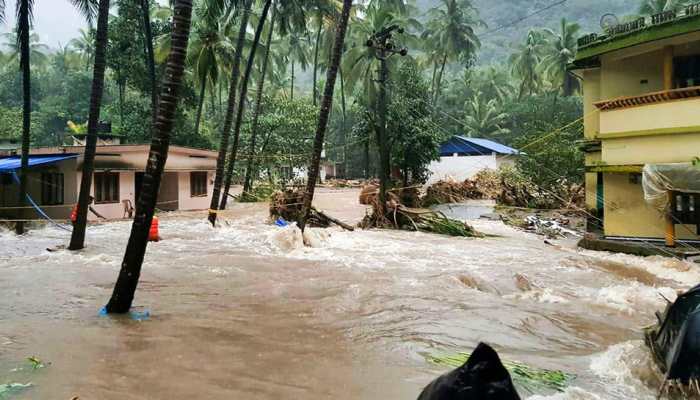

[427,154,499,184]
[79,171,136,221]
[178,171,213,211]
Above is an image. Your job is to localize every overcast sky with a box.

[1,0,89,50]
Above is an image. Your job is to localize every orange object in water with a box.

[149,216,160,242]
[70,205,78,223]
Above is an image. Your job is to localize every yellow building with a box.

[571,7,700,246]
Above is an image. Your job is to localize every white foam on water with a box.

[527,387,603,400]
[578,249,700,286]
[589,341,661,400]
[505,288,570,304]
[591,283,677,315]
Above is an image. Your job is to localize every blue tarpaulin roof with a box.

[439,136,519,157]
[0,154,78,172]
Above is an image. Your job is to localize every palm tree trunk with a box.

[141,0,157,123]
[298,0,351,232]
[312,14,322,106]
[363,137,369,179]
[68,0,111,250]
[194,79,206,134]
[433,53,448,104]
[207,0,252,226]
[339,65,347,179]
[105,0,194,314]
[243,2,276,195]
[290,61,294,100]
[430,61,438,97]
[16,0,31,235]
[219,0,273,210]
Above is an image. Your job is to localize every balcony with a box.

[594,86,700,138]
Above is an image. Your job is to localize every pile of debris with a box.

[269,190,354,231]
[423,168,584,210]
[359,184,481,238]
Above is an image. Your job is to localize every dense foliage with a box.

[0,0,659,194]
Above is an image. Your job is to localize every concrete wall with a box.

[604,173,699,240]
[602,132,700,165]
[598,97,700,137]
[600,50,665,100]
[426,154,499,184]
[583,69,601,139]
[81,171,136,220]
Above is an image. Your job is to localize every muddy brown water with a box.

[1,188,699,399]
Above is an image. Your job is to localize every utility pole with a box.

[366,25,407,215]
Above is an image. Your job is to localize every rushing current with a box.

[1,188,697,399]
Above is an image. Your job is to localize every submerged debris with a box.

[269,190,354,231]
[427,351,574,394]
[0,383,32,398]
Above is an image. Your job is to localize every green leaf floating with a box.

[426,352,575,394]
[0,383,32,399]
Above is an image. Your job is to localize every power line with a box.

[477,0,569,38]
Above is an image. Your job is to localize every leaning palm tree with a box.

[105,0,194,314]
[141,0,157,121]
[219,0,274,211]
[14,0,34,235]
[69,0,111,251]
[208,0,252,226]
[540,18,580,97]
[298,0,352,232]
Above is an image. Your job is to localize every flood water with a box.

[1,188,698,399]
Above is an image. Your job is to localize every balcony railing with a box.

[595,86,700,111]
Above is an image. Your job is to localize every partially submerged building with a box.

[0,142,217,222]
[571,5,700,249]
[427,136,518,185]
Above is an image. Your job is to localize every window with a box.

[674,55,700,88]
[41,173,64,205]
[190,172,207,197]
[94,172,120,203]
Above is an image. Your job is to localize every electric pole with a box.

[366,25,407,215]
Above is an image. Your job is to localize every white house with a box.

[427,136,518,184]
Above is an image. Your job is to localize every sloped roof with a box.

[440,136,518,157]
[0,154,78,172]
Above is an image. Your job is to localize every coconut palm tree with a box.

[70,28,95,70]
[462,93,510,139]
[3,31,49,66]
[0,1,5,24]
[13,0,35,235]
[298,0,352,231]
[422,0,482,104]
[243,1,277,195]
[510,30,546,99]
[141,0,157,121]
[279,33,310,99]
[207,0,252,226]
[309,0,342,105]
[188,0,232,136]
[540,18,580,97]
[105,0,194,314]
[219,0,274,211]
[69,0,112,251]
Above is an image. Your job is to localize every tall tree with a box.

[15,0,33,235]
[70,28,95,70]
[510,30,546,100]
[309,0,340,106]
[207,0,252,226]
[219,0,273,210]
[298,0,352,231]
[242,1,277,195]
[540,18,580,96]
[141,0,157,121]
[462,92,510,138]
[422,0,481,104]
[0,1,5,24]
[68,0,110,251]
[105,0,194,314]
